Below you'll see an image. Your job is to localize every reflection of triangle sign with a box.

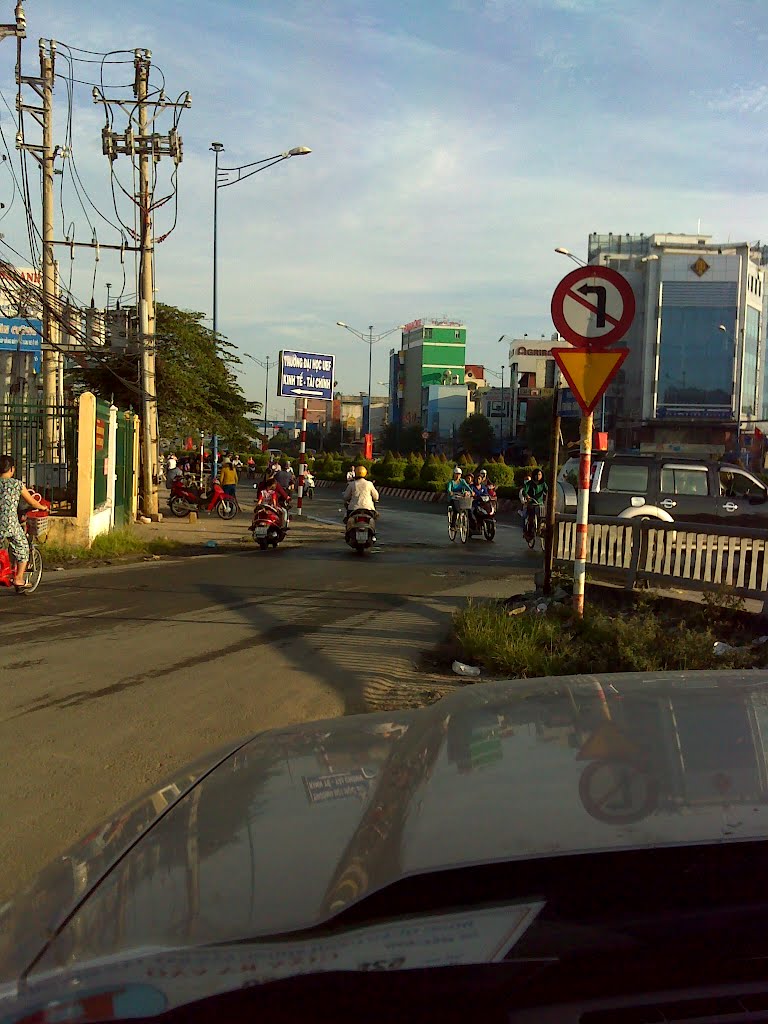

[577,720,639,761]
[553,348,629,416]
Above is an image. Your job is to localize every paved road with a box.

[0,494,536,901]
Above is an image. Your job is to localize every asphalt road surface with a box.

[0,492,536,901]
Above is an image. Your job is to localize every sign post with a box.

[550,266,635,617]
[277,349,336,517]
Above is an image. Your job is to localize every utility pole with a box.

[14,15,62,457]
[136,52,158,518]
[97,50,190,519]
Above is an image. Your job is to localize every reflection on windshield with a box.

[9,675,768,989]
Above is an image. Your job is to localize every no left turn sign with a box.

[551,265,636,350]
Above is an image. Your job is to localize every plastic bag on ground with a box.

[452,661,481,677]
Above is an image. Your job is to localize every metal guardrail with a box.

[555,514,768,602]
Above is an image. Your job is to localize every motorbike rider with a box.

[275,460,295,493]
[471,468,492,527]
[521,467,548,535]
[445,467,473,528]
[342,465,379,522]
[255,475,291,530]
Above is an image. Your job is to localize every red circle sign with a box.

[551,265,636,350]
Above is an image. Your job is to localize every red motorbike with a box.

[250,498,291,550]
[167,477,238,520]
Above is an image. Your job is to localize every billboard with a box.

[277,350,335,401]
[0,316,42,372]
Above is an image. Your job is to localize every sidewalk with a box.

[135,506,336,550]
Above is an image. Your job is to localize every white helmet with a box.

[452,466,462,476]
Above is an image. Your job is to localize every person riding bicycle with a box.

[446,467,473,527]
[521,467,548,536]
[0,455,48,592]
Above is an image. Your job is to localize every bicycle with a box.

[448,494,472,545]
[523,501,545,551]
[0,495,49,594]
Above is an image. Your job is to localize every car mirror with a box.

[749,491,767,505]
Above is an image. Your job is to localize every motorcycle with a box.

[344,507,377,555]
[469,487,497,542]
[302,473,315,500]
[250,498,291,550]
[167,477,238,520]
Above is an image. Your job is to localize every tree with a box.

[69,302,262,448]
[381,422,426,454]
[457,413,495,456]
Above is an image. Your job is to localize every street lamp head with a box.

[210,142,224,152]
[641,254,659,262]
[554,246,571,256]
[719,325,728,332]
[336,321,347,328]
[287,146,311,156]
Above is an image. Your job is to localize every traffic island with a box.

[444,583,768,680]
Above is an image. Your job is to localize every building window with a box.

[424,328,432,339]
[454,330,461,339]
[743,306,760,417]
[660,467,709,496]
[657,297,736,413]
[604,464,649,493]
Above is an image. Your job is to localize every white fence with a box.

[556,515,768,600]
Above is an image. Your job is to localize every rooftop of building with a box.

[588,232,768,266]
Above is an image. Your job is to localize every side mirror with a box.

[749,491,768,505]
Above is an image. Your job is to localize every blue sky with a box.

[3,0,768,410]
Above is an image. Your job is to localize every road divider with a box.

[313,478,518,514]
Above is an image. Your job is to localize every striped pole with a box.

[573,411,593,618]
[296,397,308,516]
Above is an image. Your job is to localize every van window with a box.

[720,469,765,498]
[604,463,649,493]
[660,467,709,496]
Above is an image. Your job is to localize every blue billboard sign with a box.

[0,317,42,372]
[278,349,335,400]
[557,387,581,419]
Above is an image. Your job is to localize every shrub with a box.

[484,462,515,487]
[420,456,453,486]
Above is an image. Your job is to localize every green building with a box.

[390,318,467,428]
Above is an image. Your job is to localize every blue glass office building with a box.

[586,233,767,446]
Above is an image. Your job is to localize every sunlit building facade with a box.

[587,233,767,447]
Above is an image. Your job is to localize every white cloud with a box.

[706,84,768,114]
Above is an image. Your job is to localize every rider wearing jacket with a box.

[521,468,548,532]
[343,466,379,519]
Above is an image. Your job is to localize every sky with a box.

[2,0,768,413]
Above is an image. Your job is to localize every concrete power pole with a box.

[135,52,159,519]
[98,50,189,519]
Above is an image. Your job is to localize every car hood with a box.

[4,669,768,986]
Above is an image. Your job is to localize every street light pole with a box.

[500,363,505,453]
[243,352,275,447]
[336,320,403,440]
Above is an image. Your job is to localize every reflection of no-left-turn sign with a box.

[551,266,636,350]
[579,760,659,825]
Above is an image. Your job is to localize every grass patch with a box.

[453,586,768,678]
[42,527,183,564]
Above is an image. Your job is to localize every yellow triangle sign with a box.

[553,348,629,415]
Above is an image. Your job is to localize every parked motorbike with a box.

[250,499,291,550]
[469,487,497,542]
[345,507,377,555]
[167,477,238,520]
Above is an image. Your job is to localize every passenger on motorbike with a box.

[342,465,379,521]
[256,476,291,529]
[471,469,492,527]
[446,467,473,527]
[521,468,548,535]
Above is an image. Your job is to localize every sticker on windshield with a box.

[5,903,545,1019]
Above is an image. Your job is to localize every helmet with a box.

[477,469,487,479]
[452,466,462,476]
[355,465,368,478]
